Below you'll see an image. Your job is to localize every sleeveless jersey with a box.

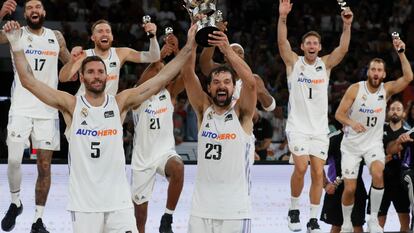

[131,88,176,170]
[9,26,59,119]
[286,56,330,134]
[67,95,132,212]
[191,106,252,219]
[77,47,121,96]
[342,81,387,149]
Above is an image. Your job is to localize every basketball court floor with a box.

[0,164,402,232]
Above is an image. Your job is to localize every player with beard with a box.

[278,0,353,231]
[335,38,413,232]
[0,0,70,232]
[59,19,160,95]
[181,28,256,233]
[366,100,413,231]
[3,20,197,233]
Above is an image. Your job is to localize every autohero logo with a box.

[358,107,383,114]
[201,131,237,140]
[75,128,118,137]
[25,49,57,56]
[297,73,325,85]
[144,107,167,116]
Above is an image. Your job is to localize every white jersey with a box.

[286,56,330,134]
[342,81,387,150]
[232,79,243,101]
[131,88,176,170]
[9,26,59,119]
[77,48,121,96]
[67,95,132,212]
[191,106,252,219]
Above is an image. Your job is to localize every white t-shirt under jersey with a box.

[10,26,59,119]
[131,88,176,170]
[77,48,121,96]
[286,56,330,134]
[67,95,132,212]
[342,81,387,151]
[191,106,252,219]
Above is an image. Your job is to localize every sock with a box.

[33,205,45,223]
[11,192,21,207]
[309,204,319,219]
[165,208,174,215]
[370,186,384,218]
[342,204,353,225]
[290,196,300,210]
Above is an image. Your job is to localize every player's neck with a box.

[212,104,230,115]
[365,82,380,94]
[93,47,110,59]
[84,92,106,107]
[389,121,402,131]
[27,26,44,36]
[303,56,317,65]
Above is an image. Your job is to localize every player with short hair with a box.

[335,38,413,232]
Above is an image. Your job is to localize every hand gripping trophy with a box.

[183,0,223,47]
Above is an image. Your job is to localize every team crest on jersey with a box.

[104,110,114,118]
[207,111,213,120]
[300,65,305,71]
[27,35,33,42]
[159,94,166,101]
[48,39,55,44]
[315,66,322,72]
[225,114,233,122]
[81,107,88,118]
[362,94,367,101]
[109,62,117,67]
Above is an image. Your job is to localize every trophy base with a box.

[196,26,219,47]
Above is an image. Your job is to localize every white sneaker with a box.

[287,209,301,232]
[340,221,353,233]
[367,218,383,233]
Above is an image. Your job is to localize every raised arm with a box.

[323,8,353,70]
[4,21,75,116]
[335,83,366,133]
[277,0,297,67]
[116,24,197,115]
[384,39,413,96]
[209,31,256,124]
[0,0,17,44]
[58,46,86,82]
[117,22,160,65]
[53,30,71,64]
[255,74,276,111]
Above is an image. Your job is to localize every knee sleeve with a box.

[7,141,25,192]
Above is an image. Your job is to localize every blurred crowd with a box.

[1,0,414,161]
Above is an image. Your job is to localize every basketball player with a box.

[181,27,256,232]
[3,20,197,233]
[0,0,70,232]
[131,34,184,233]
[366,100,413,232]
[278,0,353,231]
[199,31,275,111]
[59,19,160,95]
[335,39,413,232]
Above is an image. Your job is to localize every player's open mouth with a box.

[217,91,227,101]
[100,38,109,43]
[31,14,39,20]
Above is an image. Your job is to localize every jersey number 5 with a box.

[91,142,100,158]
[205,143,222,160]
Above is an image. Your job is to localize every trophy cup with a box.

[165,27,174,35]
[337,0,348,11]
[392,32,405,53]
[142,15,155,38]
[183,0,223,47]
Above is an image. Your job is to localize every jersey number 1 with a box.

[308,87,313,99]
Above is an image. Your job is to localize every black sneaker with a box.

[306,218,322,233]
[287,209,301,232]
[1,202,23,232]
[31,218,49,233]
[159,213,173,233]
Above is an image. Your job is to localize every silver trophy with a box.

[142,15,155,38]
[333,176,343,187]
[337,0,348,11]
[392,32,405,53]
[165,27,174,35]
[183,0,223,47]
